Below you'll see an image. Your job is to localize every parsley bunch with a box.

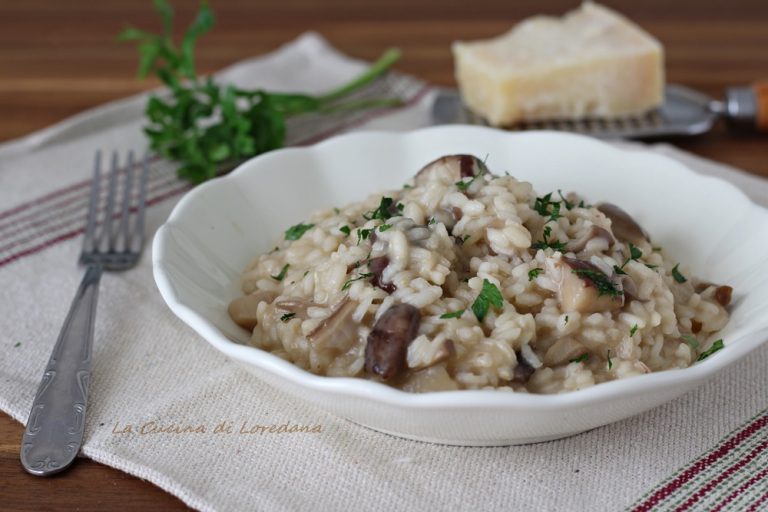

[120,1,402,183]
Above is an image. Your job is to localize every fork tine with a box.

[81,151,102,254]
[132,153,150,252]
[102,152,120,251]
[116,151,135,251]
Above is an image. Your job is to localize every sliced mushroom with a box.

[552,257,624,313]
[694,282,733,307]
[365,304,421,380]
[617,274,639,301]
[544,337,588,366]
[307,297,360,356]
[274,297,318,319]
[407,337,456,371]
[597,203,650,245]
[511,350,536,384]
[715,285,733,307]
[414,154,488,186]
[369,256,396,294]
[228,290,277,330]
[401,365,459,393]
[567,225,615,253]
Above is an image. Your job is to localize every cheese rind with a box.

[452,2,664,126]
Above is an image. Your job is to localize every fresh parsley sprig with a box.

[120,1,402,183]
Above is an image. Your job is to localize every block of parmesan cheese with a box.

[452,2,664,126]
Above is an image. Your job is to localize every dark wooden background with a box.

[1,0,767,510]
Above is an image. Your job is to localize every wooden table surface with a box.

[1,0,766,510]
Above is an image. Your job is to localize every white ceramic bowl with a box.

[153,126,768,446]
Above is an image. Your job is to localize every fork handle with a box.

[20,264,102,476]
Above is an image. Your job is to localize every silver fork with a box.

[20,151,149,476]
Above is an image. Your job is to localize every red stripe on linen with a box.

[0,154,163,230]
[632,414,768,512]
[0,184,189,269]
[0,176,183,254]
[676,438,768,511]
[711,466,768,512]
[746,490,768,512]
[0,174,180,242]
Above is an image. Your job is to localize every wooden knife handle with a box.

[755,81,768,131]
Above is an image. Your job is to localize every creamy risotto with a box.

[228,155,731,393]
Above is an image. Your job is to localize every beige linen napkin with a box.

[1,33,766,512]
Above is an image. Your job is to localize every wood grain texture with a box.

[0,0,766,510]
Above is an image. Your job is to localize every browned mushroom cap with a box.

[369,256,396,294]
[596,203,650,245]
[414,154,488,186]
[365,304,421,380]
[567,225,616,253]
[228,290,278,330]
[555,257,624,313]
[307,297,360,356]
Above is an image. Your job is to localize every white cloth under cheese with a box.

[453,2,664,125]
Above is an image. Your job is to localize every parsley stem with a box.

[316,97,402,114]
[317,48,402,104]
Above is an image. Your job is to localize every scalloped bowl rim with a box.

[152,126,768,411]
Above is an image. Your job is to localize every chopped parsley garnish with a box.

[619,243,643,269]
[531,226,568,252]
[339,225,351,236]
[403,183,413,189]
[613,265,627,275]
[364,197,396,221]
[303,270,310,277]
[427,217,436,225]
[471,279,504,321]
[333,207,340,214]
[533,192,555,216]
[629,324,638,337]
[571,268,622,297]
[356,228,373,245]
[697,339,724,361]
[578,200,588,208]
[14,342,21,348]
[440,309,465,319]
[672,263,687,283]
[284,223,314,241]
[645,264,658,269]
[570,353,589,364]
[607,350,613,370]
[558,190,574,210]
[271,263,289,281]
[270,246,279,254]
[652,246,662,252]
[455,174,481,192]
[564,315,569,324]
[528,268,544,281]
[341,272,373,291]
[682,335,700,349]
[547,202,562,223]
[397,202,404,212]
[378,223,392,232]
[280,313,296,322]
